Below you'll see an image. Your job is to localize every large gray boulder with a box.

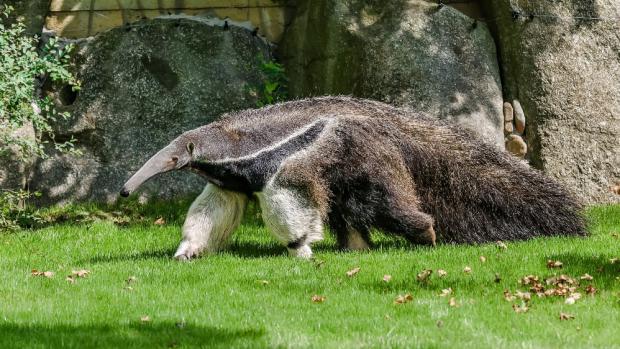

[0,123,36,191]
[481,0,620,203]
[280,0,504,146]
[29,18,272,204]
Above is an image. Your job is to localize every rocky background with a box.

[1,0,618,204]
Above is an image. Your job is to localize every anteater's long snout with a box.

[120,145,185,197]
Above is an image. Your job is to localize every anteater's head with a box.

[120,135,197,197]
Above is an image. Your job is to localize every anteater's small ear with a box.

[186,142,195,155]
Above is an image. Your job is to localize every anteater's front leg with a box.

[174,183,248,260]
[257,182,324,259]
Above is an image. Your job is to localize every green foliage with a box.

[252,57,288,107]
[0,5,80,231]
[0,189,42,230]
[0,5,80,160]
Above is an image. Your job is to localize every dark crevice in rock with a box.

[59,84,79,106]
[140,55,180,90]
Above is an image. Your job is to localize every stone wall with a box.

[46,0,294,43]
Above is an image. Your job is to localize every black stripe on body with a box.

[190,120,327,193]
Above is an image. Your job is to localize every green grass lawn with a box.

[1,201,619,349]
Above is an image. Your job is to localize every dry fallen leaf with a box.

[140,315,151,322]
[503,290,515,301]
[66,276,75,283]
[439,288,453,297]
[436,320,444,328]
[394,294,413,304]
[31,270,54,278]
[496,241,508,250]
[257,280,269,285]
[154,217,166,225]
[565,293,582,305]
[610,258,619,264]
[494,273,502,283]
[512,302,529,313]
[126,276,137,284]
[547,260,563,269]
[437,269,447,277]
[463,266,472,274]
[448,297,458,307]
[559,312,575,321]
[382,275,392,283]
[479,256,487,263]
[346,267,360,277]
[580,273,593,281]
[521,275,540,285]
[71,269,90,278]
[417,269,433,282]
[515,290,532,301]
[585,284,597,295]
[311,295,326,303]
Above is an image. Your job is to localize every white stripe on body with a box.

[212,118,328,164]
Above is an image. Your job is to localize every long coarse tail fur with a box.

[400,117,587,243]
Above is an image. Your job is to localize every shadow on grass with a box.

[83,248,177,264]
[547,253,620,288]
[227,241,287,258]
[0,322,265,348]
[81,235,423,263]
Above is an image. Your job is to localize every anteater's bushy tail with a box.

[408,124,587,244]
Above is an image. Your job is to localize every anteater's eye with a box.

[171,156,179,163]
[186,142,195,154]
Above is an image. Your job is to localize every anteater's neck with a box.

[190,119,328,194]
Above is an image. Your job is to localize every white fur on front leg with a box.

[174,183,247,260]
[257,182,323,259]
[287,245,313,259]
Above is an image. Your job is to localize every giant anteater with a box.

[121,97,586,259]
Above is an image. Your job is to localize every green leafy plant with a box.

[0,189,42,230]
[0,5,80,231]
[0,5,80,159]
[252,57,288,107]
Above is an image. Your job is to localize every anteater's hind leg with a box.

[379,209,436,246]
[174,183,248,260]
[369,176,436,246]
[328,209,371,250]
[257,182,324,259]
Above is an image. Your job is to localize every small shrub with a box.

[0,190,42,230]
[250,57,288,107]
[0,5,80,159]
[0,5,80,231]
